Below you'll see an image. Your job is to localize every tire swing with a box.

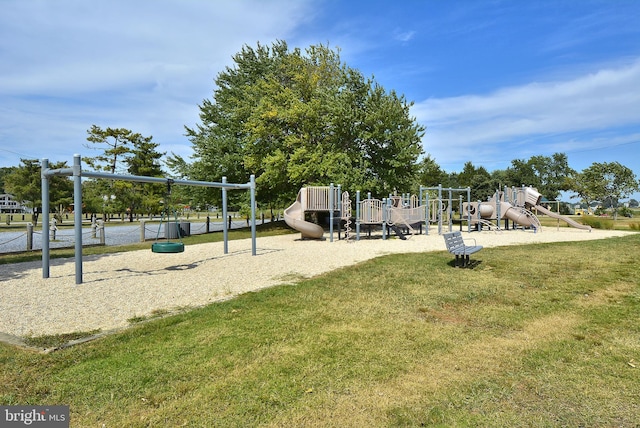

[152,179,185,254]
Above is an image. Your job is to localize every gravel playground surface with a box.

[0,228,633,342]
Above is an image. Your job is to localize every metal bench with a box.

[443,231,483,267]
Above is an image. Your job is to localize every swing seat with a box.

[152,242,185,253]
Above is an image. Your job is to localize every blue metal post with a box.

[329,183,334,242]
[222,177,228,254]
[448,188,453,232]
[382,198,387,240]
[73,155,83,284]
[495,189,501,230]
[467,187,472,232]
[41,158,50,279]
[438,184,443,235]
[425,190,430,235]
[355,190,361,241]
[250,174,256,256]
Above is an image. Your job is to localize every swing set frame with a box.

[41,154,257,284]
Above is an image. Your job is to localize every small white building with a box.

[0,193,29,213]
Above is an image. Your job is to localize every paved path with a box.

[0,219,264,254]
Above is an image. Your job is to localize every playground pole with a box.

[355,190,361,241]
[382,198,387,240]
[495,189,502,231]
[41,158,50,279]
[337,184,342,240]
[447,188,453,232]
[329,183,334,243]
[466,187,471,232]
[458,194,463,230]
[250,174,256,256]
[222,177,228,254]
[423,187,430,235]
[437,184,443,235]
[73,155,83,284]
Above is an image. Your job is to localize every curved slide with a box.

[504,206,539,228]
[500,201,540,228]
[284,192,324,239]
[534,204,592,231]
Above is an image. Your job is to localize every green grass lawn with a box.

[1,233,639,426]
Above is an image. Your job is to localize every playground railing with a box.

[301,186,341,212]
[388,205,426,226]
[358,199,384,224]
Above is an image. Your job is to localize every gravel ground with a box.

[0,227,633,340]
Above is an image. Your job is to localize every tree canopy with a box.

[505,153,574,200]
[178,41,425,208]
[4,159,73,225]
[570,161,639,219]
[82,125,166,218]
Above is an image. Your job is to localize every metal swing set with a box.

[41,154,257,284]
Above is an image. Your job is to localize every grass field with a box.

[1,231,638,426]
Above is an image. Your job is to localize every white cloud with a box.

[0,0,312,95]
[413,59,640,168]
[0,0,315,166]
[393,29,416,42]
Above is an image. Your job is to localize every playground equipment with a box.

[285,186,430,241]
[533,204,592,230]
[573,206,594,216]
[386,195,424,238]
[41,155,257,284]
[420,185,472,235]
[284,185,341,240]
[463,186,591,232]
[464,189,540,231]
[152,180,185,253]
[285,184,591,242]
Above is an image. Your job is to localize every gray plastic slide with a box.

[534,204,592,231]
[284,194,324,239]
[501,202,539,228]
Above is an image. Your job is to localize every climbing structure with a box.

[463,186,591,232]
[284,185,342,239]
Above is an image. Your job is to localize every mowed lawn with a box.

[1,234,639,427]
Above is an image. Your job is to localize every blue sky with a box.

[1,0,639,201]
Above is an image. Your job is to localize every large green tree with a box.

[4,159,73,226]
[0,167,15,193]
[573,161,639,219]
[505,153,574,200]
[416,155,449,189]
[453,162,496,201]
[83,125,165,219]
[179,41,424,208]
[125,137,166,220]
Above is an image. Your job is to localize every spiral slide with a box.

[284,192,324,239]
[534,204,592,231]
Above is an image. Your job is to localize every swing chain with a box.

[166,178,174,197]
[154,178,182,243]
